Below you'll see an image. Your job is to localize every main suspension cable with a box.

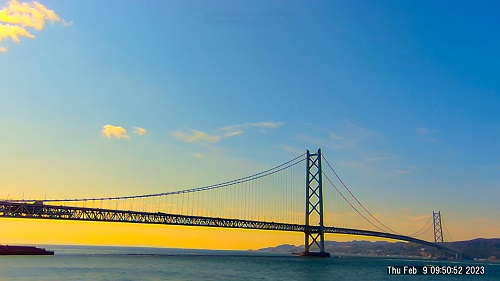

[11,153,306,203]
[406,216,432,237]
[322,155,399,234]
[323,172,387,233]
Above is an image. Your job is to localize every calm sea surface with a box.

[0,245,498,280]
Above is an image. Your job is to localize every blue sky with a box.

[1,0,499,244]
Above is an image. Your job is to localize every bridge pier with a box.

[301,149,330,257]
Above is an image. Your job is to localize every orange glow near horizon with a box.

[1,218,305,250]
[0,218,403,250]
[2,216,498,250]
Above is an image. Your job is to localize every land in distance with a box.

[253,238,499,261]
[0,245,54,255]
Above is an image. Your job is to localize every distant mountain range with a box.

[254,238,500,260]
[443,238,500,260]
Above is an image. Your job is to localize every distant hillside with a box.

[254,238,500,260]
[256,244,301,253]
[443,238,500,259]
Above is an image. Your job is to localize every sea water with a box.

[0,245,499,280]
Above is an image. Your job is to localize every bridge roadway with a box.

[0,201,460,255]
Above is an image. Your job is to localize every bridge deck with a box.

[0,201,460,255]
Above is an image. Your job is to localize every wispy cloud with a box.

[296,134,343,150]
[0,0,67,52]
[394,169,412,174]
[249,121,283,128]
[402,214,430,221]
[416,127,439,141]
[297,120,375,151]
[101,125,129,139]
[219,121,283,135]
[401,214,431,227]
[327,132,356,150]
[192,152,206,159]
[173,129,224,143]
[173,121,283,144]
[280,145,303,155]
[133,126,147,136]
[364,156,396,162]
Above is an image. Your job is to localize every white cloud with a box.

[133,126,147,136]
[101,125,129,139]
[0,0,68,52]
[0,23,34,42]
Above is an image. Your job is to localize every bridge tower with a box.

[433,211,445,258]
[433,211,444,243]
[301,149,330,257]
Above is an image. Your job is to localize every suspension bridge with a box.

[0,149,460,257]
